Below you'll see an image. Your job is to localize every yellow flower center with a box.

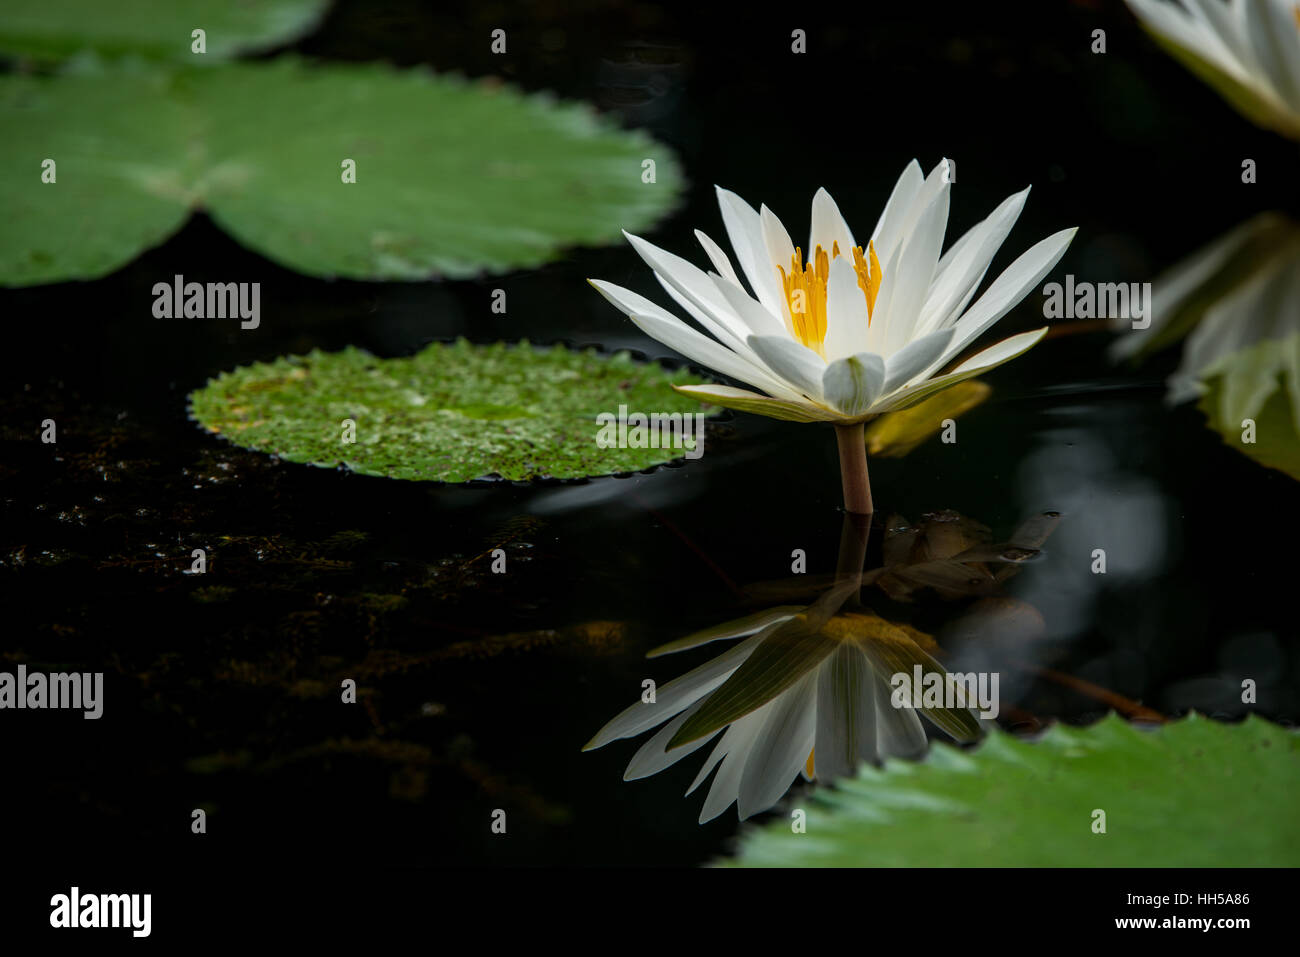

[777,240,882,357]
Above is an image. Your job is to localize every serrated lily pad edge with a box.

[715,711,1300,867]
[186,338,730,487]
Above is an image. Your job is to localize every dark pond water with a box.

[2,0,1298,866]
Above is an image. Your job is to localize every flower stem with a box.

[834,423,873,516]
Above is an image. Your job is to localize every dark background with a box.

[2,0,1297,868]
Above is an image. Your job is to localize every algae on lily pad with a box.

[725,713,1300,867]
[0,0,329,62]
[0,59,683,285]
[190,339,719,482]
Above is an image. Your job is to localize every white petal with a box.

[624,232,751,351]
[870,159,924,265]
[950,326,1049,374]
[875,327,1047,413]
[932,226,1077,370]
[747,334,828,400]
[879,183,950,356]
[715,186,787,317]
[821,255,871,362]
[822,352,886,417]
[880,327,956,396]
[809,187,857,260]
[760,205,797,322]
[709,272,788,340]
[695,229,741,286]
[920,187,1030,336]
[589,280,801,398]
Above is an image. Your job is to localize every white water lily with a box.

[1126,0,1300,139]
[590,159,1075,512]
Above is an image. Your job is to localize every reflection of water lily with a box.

[1126,0,1300,139]
[584,514,989,823]
[590,159,1075,513]
[584,598,979,823]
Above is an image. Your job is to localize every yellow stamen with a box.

[776,240,882,356]
[805,748,815,779]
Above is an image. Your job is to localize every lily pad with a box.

[1197,332,1300,481]
[724,713,1300,867]
[189,339,719,482]
[0,60,683,284]
[0,0,330,62]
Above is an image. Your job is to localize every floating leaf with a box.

[865,381,990,458]
[0,70,194,285]
[189,339,718,483]
[0,0,329,61]
[1197,332,1300,481]
[0,60,683,284]
[724,713,1300,867]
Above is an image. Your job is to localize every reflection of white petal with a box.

[873,669,927,758]
[698,705,775,823]
[815,643,877,782]
[623,701,717,780]
[583,632,764,750]
[737,671,818,819]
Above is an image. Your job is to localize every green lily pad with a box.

[724,713,1300,867]
[1197,332,1300,481]
[0,0,330,62]
[0,60,682,285]
[189,339,719,482]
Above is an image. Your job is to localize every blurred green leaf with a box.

[724,713,1300,866]
[0,60,683,284]
[1198,332,1300,481]
[189,339,718,482]
[865,380,990,457]
[0,0,329,62]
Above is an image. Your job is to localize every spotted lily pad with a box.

[724,713,1300,867]
[189,340,719,482]
[0,0,329,61]
[0,59,682,284]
